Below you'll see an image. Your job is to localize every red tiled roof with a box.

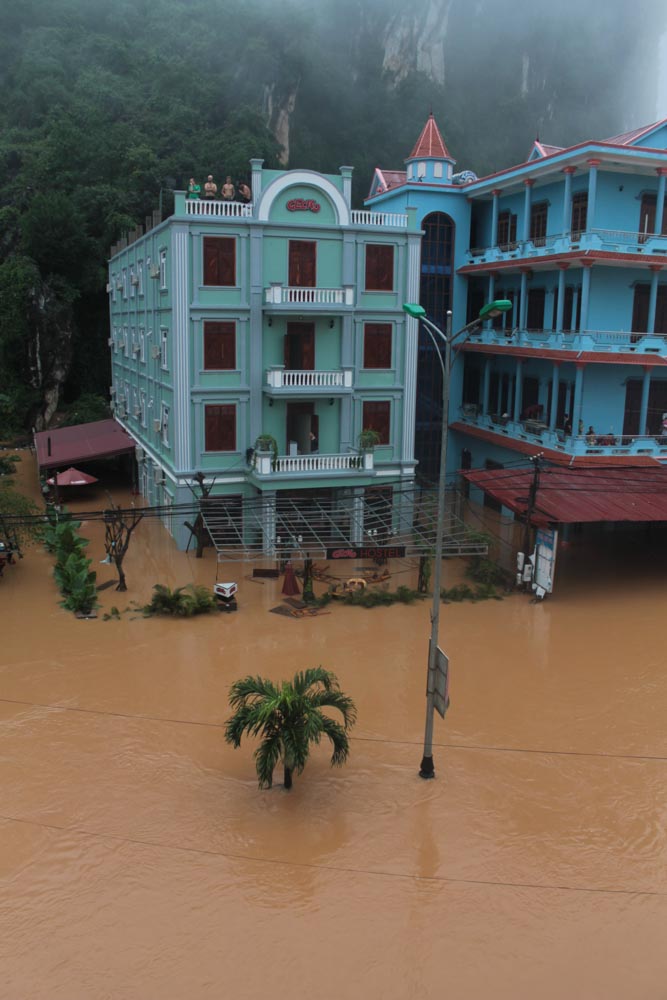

[459,343,667,367]
[461,465,667,524]
[408,114,451,160]
[604,118,667,146]
[34,419,135,469]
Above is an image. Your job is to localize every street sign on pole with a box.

[428,643,450,719]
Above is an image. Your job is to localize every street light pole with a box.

[403,299,511,779]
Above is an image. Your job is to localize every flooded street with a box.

[1,457,666,999]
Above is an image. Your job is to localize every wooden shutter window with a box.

[204,404,236,452]
[362,401,391,444]
[365,245,394,291]
[288,241,317,287]
[204,322,236,370]
[363,324,392,368]
[203,237,236,286]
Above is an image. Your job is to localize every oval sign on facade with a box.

[286,198,321,213]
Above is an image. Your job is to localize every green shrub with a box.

[465,556,513,589]
[0,454,19,476]
[54,551,98,614]
[143,583,217,617]
[341,585,423,608]
[441,581,504,603]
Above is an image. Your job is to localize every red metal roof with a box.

[462,465,667,523]
[34,419,136,469]
[604,118,667,146]
[408,114,451,160]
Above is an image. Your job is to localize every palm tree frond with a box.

[320,716,351,767]
[254,730,283,789]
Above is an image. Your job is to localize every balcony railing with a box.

[185,199,252,218]
[266,368,353,390]
[265,284,354,306]
[350,210,408,228]
[254,451,373,475]
[457,409,667,458]
[466,327,667,355]
[465,228,667,265]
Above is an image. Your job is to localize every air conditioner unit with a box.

[155,470,165,485]
[109,387,116,396]
[153,418,162,432]
[151,345,161,360]
[135,445,145,461]
[149,266,160,279]
[130,274,139,286]
[107,338,114,346]
[106,283,112,293]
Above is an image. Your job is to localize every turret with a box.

[405,113,456,184]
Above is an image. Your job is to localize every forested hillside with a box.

[0,0,663,432]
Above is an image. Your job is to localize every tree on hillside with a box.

[224,668,356,789]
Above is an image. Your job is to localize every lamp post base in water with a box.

[419,755,435,779]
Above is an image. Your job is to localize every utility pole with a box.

[521,454,542,585]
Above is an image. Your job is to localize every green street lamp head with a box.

[402,303,426,319]
[478,299,512,320]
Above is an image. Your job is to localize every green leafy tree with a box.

[225,667,356,789]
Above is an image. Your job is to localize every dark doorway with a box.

[284,323,315,369]
[287,402,319,454]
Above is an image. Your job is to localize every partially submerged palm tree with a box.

[224,668,356,789]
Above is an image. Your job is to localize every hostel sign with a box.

[287,198,321,213]
[326,546,406,560]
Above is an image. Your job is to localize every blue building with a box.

[368,115,667,488]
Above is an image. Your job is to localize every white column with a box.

[171,225,191,472]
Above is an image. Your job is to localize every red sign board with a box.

[287,198,320,213]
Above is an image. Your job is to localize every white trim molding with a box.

[256,170,350,226]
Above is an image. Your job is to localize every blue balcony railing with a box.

[465,327,667,356]
[465,229,667,266]
[456,410,667,459]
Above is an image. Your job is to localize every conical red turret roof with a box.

[408,114,452,160]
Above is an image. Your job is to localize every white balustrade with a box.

[265,285,354,305]
[255,452,372,475]
[266,369,353,389]
[351,210,408,228]
[185,199,252,218]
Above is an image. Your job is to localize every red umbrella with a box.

[282,560,301,596]
[46,467,99,487]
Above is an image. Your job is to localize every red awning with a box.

[462,465,667,524]
[34,419,135,470]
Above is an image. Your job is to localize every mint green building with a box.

[107,161,421,549]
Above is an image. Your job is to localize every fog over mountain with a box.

[0,0,664,430]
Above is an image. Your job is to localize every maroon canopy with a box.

[35,419,135,470]
[282,561,301,596]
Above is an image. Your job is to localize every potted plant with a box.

[254,433,279,473]
[358,428,381,469]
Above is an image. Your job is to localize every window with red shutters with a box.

[204,404,236,451]
[362,400,391,444]
[203,237,236,286]
[365,244,394,291]
[203,322,236,370]
[363,324,392,368]
[288,240,316,287]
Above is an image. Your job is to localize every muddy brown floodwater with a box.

[1,454,666,999]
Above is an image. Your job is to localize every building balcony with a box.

[350,209,408,228]
[464,229,667,267]
[184,198,252,219]
[265,367,353,396]
[265,283,354,309]
[466,327,667,357]
[456,409,667,460]
[253,451,373,477]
